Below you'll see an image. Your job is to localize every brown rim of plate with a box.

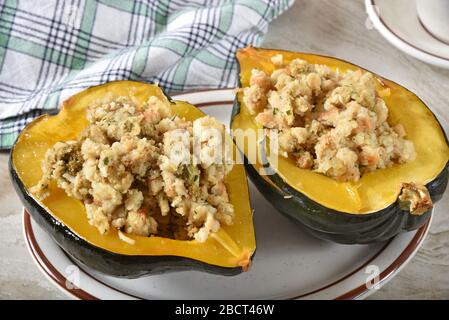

[169,87,236,108]
[371,0,449,62]
[169,87,235,96]
[23,209,429,300]
[416,16,449,47]
[22,92,431,300]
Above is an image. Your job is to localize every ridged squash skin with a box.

[243,157,446,244]
[11,81,256,278]
[231,47,449,244]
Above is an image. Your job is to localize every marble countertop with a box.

[1,0,448,299]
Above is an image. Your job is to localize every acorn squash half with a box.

[231,46,449,244]
[10,81,255,277]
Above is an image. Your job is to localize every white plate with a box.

[23,88,432,300]
[365,0,449,69]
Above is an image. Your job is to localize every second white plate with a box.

[366,0,449,69]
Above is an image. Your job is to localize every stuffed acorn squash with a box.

[231,46,449,244]
[11,81,255,277]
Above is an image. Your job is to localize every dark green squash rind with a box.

[243,151,445,244]
[10,154,245,277]
[231,49,449,244]
[9,81,254,278]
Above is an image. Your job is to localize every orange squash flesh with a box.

[232,46,449,214]
[12,81,255,269]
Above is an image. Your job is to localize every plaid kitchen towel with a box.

[0,0,293,149]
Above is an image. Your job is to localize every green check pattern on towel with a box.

[0,0,293,149]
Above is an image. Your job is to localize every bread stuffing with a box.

[242,55,416,182]
[32,96,234,242]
